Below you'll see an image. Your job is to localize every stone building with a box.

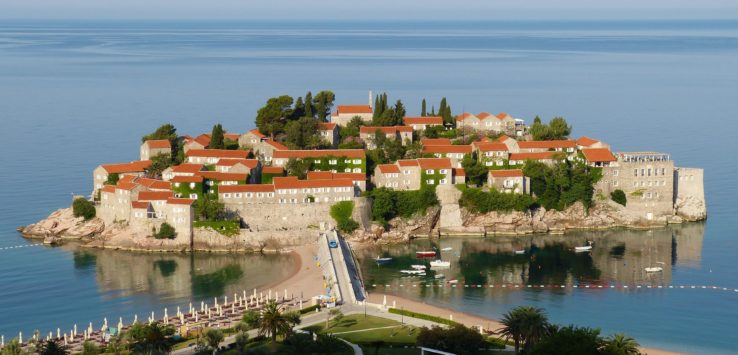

[474,142,509,167]
[403,116,443,131]
[186,149,249,165]
[516,140,577,154]
[218,176,356,206]
[183,134,211,153]
[272,149,366,173]
[488,169,530,194]
[359,126,413,149]
[596,152,676,220]
[421,144,473,167]
[238,129,266,148]
[140,140,171,161]
[306,171,366,192]
[455,112,516,133]
[318,122,339,148]
[330,104,373,126]
[373,158,462,190]
[162,163,206,181]
[92,160,152,195]
[420,138,452,146]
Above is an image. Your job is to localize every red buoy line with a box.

[0,243,43,251]
[370,283,738,293]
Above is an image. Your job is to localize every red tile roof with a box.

[186,149,249,159]
[496,112,512,120]
[420,138,452,146]
[517,140,577,149]
[273,149,365,159]
[453,168,466,176]
[273,176,354,189]
[219,184,275,193]
[262,166,285,174]
[397,160,419,167]
[196,171,249,181]
[359,126,413,134]
[119,175,137,183]
[307,171,365,181]
[509,152,558,161]
[418,158,453,170]
[115,181,139,191]
[138,191,173,201]
[489,169,524,177]
[171,175,204,183]
[497,135,514,143]
[477,112,492,119]
[455,112,475,121]
[248,129,266,138]
[216,159,259,169]
[582,148,616,162]
[224,133,240,141]
[422,145,473,154]
[171,163,206,173]
[100,160,152,174]
[131,201,151,209]
[403,116,443,126]
[319,122,337,130]
[335,105,373,115]
[377,164,401,174]
[186,134,211,147]
[475,142,509,152]
[576,136,600,147]
[167,197,195,205]
[135,178,171,190]
[264,140,289,150]
[144,139,172,149]
[101,185,116,193]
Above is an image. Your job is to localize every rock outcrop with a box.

[20,208,105,241]
[674,195,707,221]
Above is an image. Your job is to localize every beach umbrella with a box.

[214,297,218,307]
[176,306,180,317]
[284,289,287,300]
[392,300,396,308]
[18,332,22,344]
[164,308,168,320]
[189,303,193,315]
[133,314,138,324]
[383,295,386,307]
[194,312,198,322]
[232,303,235,313]
[201,301,205,312]
[74,324,77,337]
[299,299,303,310]
[1,335,4,347]
[88,322,93,334]
[118,318,123,331]
[253,288,256,297]
[57,328,60,339]
[63,334,67,346]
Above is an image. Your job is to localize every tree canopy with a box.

[142,123,177,144]
[312,90,336,121]
[523,159,601,210]
[255,95,294,138]
[208,124,225,149]
[529,116,572,140]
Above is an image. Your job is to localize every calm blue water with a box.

[0,20,737,353]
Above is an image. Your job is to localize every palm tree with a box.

[601,333,641,355]
[105,333,127,355]
[499,309,524,353]
[259,301,292,343]
[127,322,175,355]
[517,306,550,353]
[39,340,69,355]
[234,333,250,355]
[1,338,22,355]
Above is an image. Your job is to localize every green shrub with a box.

[610,189,627,206]
[388,308,459,327]
[155,223,177,239]
[416,325,486,355]
[523,160,602,210]
[72,198,96,220]
[459,187,536,213]
[330,201,360,233]
[104,173,119,185]
[298,304,319,314]
[369,187,438,223]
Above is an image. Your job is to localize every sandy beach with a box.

[264,242,326,301]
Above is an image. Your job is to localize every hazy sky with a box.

[1,0,737,20]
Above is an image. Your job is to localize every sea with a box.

[0,20,736,353]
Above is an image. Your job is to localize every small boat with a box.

[434,274,445,279]
[574,246,592,252]
[645,267,663,272]
[410,264,427,270]
[400,269,426,275]
[441,247,453,251]
[448,279,458,284]
[514,249,525,255]
[375,257,392,264]
[430,260,451,268]
[416,251,437,258]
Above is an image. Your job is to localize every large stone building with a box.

[318,122,339,148]
[403,116,443,131]
[330,104,373,126]
[456,112,517,133]
[421,144,473,167]
[272,149,367,173]
[373,158,464,190]
[140,140,171,161]
[92,160,152,195]
[359,126,413,149]
[488,169,530,194]
[218,176,356,206]
[186,149,249,165]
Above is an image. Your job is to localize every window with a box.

[344,159,351,164]
[661,168,665,175]
[613,170,619,177]
[648,168,652,177]
[496,161,504,166]
[314,160,321,164]
[224,193,232,198]
[189,193,198,199]
[634,169,638,177]
[353,168,361,173]
[641,169,645,176]
[439,179,448,184]
[175,182,181,187]
[426,179,435,185]
[344,168,351,173]
[426,169,435,174]
[485,161,493,166]
[439,169,448,174]
[353,159,361,164]
[329,159,337,165]
[189,182,196,189]
[235,193,242,198]
[613,180,619,187]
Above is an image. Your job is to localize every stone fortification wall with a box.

[351,197,373,231]
[225,203,334,232]
[674,167,706,221]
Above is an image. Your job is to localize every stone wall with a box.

[674,167,707,221]
[225,203,335,232]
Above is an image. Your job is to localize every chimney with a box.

[369,90,373,108]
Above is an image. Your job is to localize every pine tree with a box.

[421,99,427,117]
[292,97,305,120]
[209,124,225,149]
[304,91,314,118]
[392,100,406,125]
[313,90,336,121]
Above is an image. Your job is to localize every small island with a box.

[20,91,707,252]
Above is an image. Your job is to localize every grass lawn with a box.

[338,325,418,345]
[360,346,421,355]
[304,314,404,334]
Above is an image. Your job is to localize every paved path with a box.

[339,338,363,355]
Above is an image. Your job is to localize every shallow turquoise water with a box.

[0,20,736,353]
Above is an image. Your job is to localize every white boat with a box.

[411,264,427,270]
[448,279,458,284]
[574,246,592,252]
[645,267,663,272]
[514,249,525,255]
[434,274,445,279]
[430,260,451,268]
[375,257,392,264]
[400,269,426,275]
[441,247,453,251]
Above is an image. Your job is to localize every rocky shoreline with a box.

[20,194,707,252]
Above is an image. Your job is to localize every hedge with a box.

[458,187,535,213]
[388,308,459,327]
[330,201,359,233]
[299,304,319,314]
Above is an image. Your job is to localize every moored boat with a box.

[645,266,663,272]
[400,269,426,276]
[441,247,453,251]
[411,264,427,270]
[416,251,437,257]
[375,257,392,264]
[430,260,451,268]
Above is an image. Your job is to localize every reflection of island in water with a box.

[66,247,296,302]
[359,222,705,288]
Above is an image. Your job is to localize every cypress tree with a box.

[421,99,427,117]
[431,105,436,116]
[209,124,225,149]
[292,97,305,120]
[304,91,314,118]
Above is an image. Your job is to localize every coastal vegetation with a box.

[330,201,360,233]
[611,189,627,206]
[523,160,602,210]
[499,306,641,355]
[459,187,536,213]
[388,307,458,327]
[72,197,96,220]
[153,223,177,239]
[255,91,335,147]
[368,187,438,224]
[416,324,490,355]
[529,116,572,141]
